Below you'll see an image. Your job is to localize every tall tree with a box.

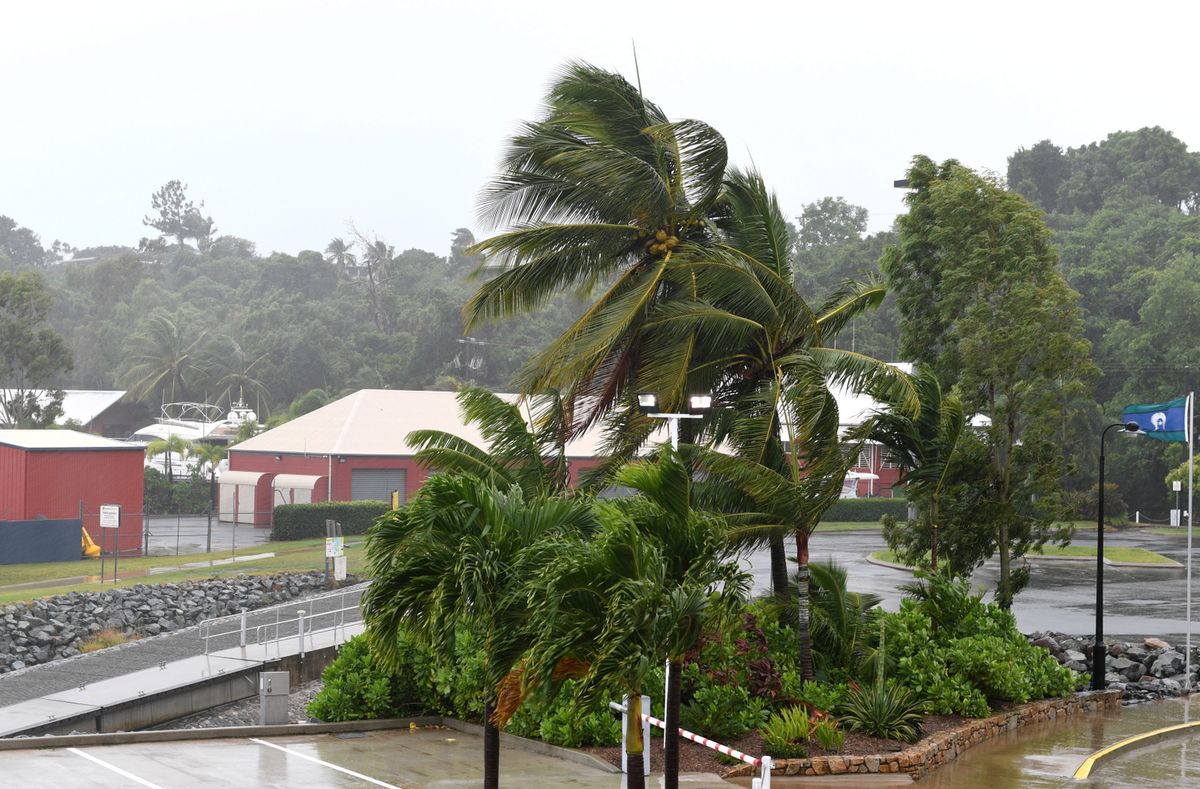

[122,312,209,404]
[143,180,214,248]
[362,476,596,789]
[324,237,357,278]
[0,216,46,269]
[0,271,73,426]
[466,61,730,430]
[796,196,868,249]
[882,156,1097,607]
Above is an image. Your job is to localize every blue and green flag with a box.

[1122,396,1189,443]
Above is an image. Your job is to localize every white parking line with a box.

[67,747,167,789]
[249,738,405,788]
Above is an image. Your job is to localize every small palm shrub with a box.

[761,706,813,759]
[839,679,925,743]
[811,716,845,751]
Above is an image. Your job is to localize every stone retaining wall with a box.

[726,689,1120,781]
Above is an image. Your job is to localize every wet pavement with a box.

[745,528,1200,642]
[144,516,271,557]
[0,728,734,788]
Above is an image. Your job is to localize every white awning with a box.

[273,474,324,490]
[220,470,271,486]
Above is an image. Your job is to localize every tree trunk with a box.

[627,693,646,789]
[997,518,1012,609]
[665,658,682,789]
[796,529,812,680]
[770,533,793,624]
[483,700,500,789]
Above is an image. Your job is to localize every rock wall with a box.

[1031,632,1200,701]
[726,690,1120,781]
[0,572,346,673]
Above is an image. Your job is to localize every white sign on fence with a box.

[333,556,347,581]
[325,536,344,558]
[99,504,121,529]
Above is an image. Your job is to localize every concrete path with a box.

[0,584,366,733]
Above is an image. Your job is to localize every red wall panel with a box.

[22,449,145,553]
[0,444,28,520]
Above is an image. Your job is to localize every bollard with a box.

[761,755,773,789]
[297,609,306,658]
[239,608,248,648]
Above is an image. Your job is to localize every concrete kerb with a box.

[0,717,442,751]
[863,553,1179,573]
[1073,718,1200,779]
[442,716,622,774]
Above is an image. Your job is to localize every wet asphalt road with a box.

[745,528,1200,642]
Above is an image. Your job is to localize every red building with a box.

[224,390,608,526]
[0,430,145,553]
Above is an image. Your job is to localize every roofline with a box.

[0,442,144,453]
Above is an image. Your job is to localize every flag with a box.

[1122,396,1189,443]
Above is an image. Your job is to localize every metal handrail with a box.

[200,583,369,654]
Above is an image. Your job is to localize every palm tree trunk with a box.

[665,658,682,789]
[796,529,812,680]
[483,700,500,789]
[770,533,793,624]
[627,693,646,789]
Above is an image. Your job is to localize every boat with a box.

[125,401,258,478]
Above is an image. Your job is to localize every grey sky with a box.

[4,0,1197,259]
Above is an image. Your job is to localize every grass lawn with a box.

[869,545,1175,568]
[0,538,370,605]
[816,521,883,532]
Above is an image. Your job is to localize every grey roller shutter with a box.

[351,469,407,502]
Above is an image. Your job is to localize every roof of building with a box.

[230,389,616,458]
[0,429,143,451]
[0,389,126,427]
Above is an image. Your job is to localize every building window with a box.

[881,450,902,470]
[841,444,872,469]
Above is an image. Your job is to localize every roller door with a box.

[351,468,406,503]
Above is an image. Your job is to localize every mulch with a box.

[583,713,969,777]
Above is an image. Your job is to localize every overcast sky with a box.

[4,1,1197,260]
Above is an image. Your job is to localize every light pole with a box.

[1093,421,1140,691]
[636,393,712,450]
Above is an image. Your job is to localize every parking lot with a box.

[0,728,735,788]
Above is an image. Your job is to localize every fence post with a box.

[620,694,629,775]
[640,694,650,777]
[297,609,306,658]
[761,755,772,789]
[240,608,248,648]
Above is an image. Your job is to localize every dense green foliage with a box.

[0,270,72,426]
[142,468,213,514]
[271,501,391,540]
[838,679,925,743]
[820,498,908,522]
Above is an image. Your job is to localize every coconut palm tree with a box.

[361,475,596,789]
[210,336,271,415]
[324,237,357,278]
[190,443,227,511]
[122,312,209,404]
[407,385,573,497]
[522,448,747,789]
[466,61,731,431]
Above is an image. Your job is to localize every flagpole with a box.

[1187,391,1194,696]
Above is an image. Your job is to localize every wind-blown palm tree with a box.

[466,61,731,430]
[210,336,271,415]
[407,385,573,497]
[522,448,747,789]
[324,237,357,278]
[122,312,209,404]
[361,476,596,789]
[190,443,227,511]
[856,368,965,572]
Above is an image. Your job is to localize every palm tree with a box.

[361,476,596,789]
[190,443,227,511]
[210,336,271,415]
[122,312,209,404]
[146,434,194,483]
[807,560,882,680]
[324,237,357,278]
[855,368,965,573]
[466,61,731,431]
[407,385,572,497]
[523,448,747,789]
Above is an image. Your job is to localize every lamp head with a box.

[1124,422,1140,433]
[688,394,713,412]
[636,393,658,413]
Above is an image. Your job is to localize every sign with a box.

[1175,481,1184,492]
[1172,509,1182,527]
[325,536,344,558]
[333,556,347,581]
[99,504,121,529]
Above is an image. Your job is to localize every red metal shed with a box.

[0,430,145,554]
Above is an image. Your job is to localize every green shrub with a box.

[143,468,212,514]
[272,500,391,540]
[761,706,812,759]
[821,497,908,522]
[680,683,769,740]
[506,679,621,747]
[811,717,845,751]
[838,679,924,743]
[308,635,430,721]
[787,680,848,715]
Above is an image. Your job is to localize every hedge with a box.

[821,497,909,522]
[272,501,392,540]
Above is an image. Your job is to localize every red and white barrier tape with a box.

[641,713,760,767]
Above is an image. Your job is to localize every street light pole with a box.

[1094,421,1139,691]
